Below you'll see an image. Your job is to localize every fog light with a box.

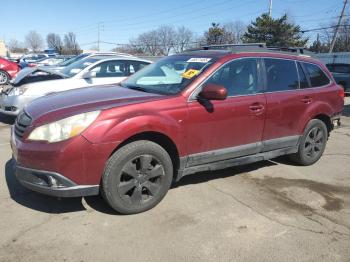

[47,176,64,188]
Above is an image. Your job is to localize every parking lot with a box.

[0,98,349,262]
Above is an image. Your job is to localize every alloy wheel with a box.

[0,71,8,85]
[303,127,325,158]
[117,154,165,206]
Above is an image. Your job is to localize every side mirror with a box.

[198,83,227,100]
[82,71,96,79]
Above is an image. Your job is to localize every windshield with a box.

[121,55,216,95]
[60,57,99,77]
[58,53,89,66]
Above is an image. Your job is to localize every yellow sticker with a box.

[182,69,199,79]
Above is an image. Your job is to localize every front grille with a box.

[15,111,32,138]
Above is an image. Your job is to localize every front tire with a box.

[289,119,328,166]
[102,140,173,214]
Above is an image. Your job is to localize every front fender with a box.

[83,111,187,156]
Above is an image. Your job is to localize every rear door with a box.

[186,58,266,166]
[262,58,305,151]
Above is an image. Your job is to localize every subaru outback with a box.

[11,47,344,214]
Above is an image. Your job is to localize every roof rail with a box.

[266,46,306,54]
[202,43,266,50]
[186,43,311,56]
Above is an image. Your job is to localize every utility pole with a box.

[329,0,348,53]
[97,22,104,51]
[268,0,273,17]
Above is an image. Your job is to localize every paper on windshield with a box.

[182,69,199,79]
[187,58,211,63]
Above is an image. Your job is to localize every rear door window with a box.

[302,63,330,87]
[91,60,128,78]
[264,58,299,92]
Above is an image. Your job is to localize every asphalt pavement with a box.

[0,98,349,262]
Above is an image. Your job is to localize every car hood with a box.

[25,85,164,126]
[11,66,67,86]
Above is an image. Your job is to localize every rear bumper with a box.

[15,164,99,197]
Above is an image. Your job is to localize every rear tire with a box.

[289,119,328,166]
[102,140,173,214]
[0,70,10,85]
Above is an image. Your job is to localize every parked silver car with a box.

[0,55,151,116]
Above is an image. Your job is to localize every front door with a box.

[186,58,266,166]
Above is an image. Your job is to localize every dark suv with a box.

[11,46,344,214]
[326,63,350,94]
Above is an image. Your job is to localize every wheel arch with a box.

[109,131,181,177]
[313,114,332,135]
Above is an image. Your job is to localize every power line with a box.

[301,24,350,33]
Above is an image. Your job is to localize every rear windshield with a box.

[60,57,99,77]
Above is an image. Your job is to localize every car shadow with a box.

[5,158,86,214]
[4,158,277,215]
[0,113,16,125]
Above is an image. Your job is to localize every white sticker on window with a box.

[187,58,211,63]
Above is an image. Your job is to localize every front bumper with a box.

[15,164,99,197]
[0,93,36,116]
[11,125,119,195]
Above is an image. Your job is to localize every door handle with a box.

[301,96,312,104]
[249,103,265,112]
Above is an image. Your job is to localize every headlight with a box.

[28,111,100,143]
[9,87,28,96]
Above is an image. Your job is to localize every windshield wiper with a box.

[124,85,149,93]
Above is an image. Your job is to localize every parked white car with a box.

[0,55,151,115]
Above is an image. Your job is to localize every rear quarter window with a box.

[303,63,330,87]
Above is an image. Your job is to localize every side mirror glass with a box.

[198,83,227,100]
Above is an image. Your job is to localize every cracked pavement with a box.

[0,98,349,262]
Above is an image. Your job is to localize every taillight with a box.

[338,86,345,99]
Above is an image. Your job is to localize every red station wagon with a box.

[11,45,344,214]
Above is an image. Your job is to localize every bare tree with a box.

[126,25,194,55]
[25,31,44,52]
[46,33,63,54]
[157,25,176,55]
[223,21,246,44]
[136,30,161,56]
[7,39,26,53]
[63,32,80,55]
[173,26,194,53]
[315,17,350,52]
